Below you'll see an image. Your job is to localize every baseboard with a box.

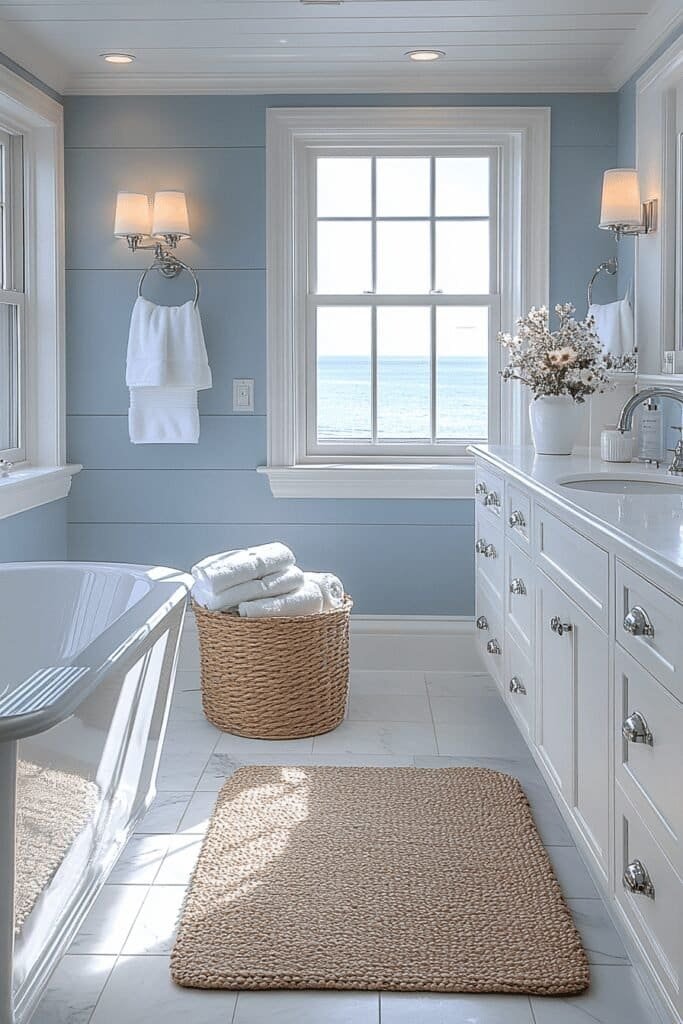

[178,610,478,673]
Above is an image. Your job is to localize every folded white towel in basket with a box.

[192,565,304,612]
[192,543,295,596]
[305,571,344,611]
[238,578,324,619]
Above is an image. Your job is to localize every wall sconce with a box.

[599,168,657,241]
[114,189,191,278]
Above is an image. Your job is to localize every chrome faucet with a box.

[617,387,683,475]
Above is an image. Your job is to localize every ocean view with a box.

[317,355,488,441]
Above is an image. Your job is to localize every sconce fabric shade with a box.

[152,191,191,238]
[114,192,151,237]
[599,169,642,228]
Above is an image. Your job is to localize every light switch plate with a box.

[232,378,254,413]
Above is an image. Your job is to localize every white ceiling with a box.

[0,0,681,96]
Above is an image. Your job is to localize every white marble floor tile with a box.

[434,711,529,759]
[349,670,426,695]
[412,754,542,791]
[425,672,496,698]
[233,991,380,1024]
[527,797,574,846]
[213,732,315,755]
[32,954,116,1024]
[530,965,656,1024]
[156,749,213,791]
[311,720,437,756]
[545,846,600,899]
[178,790,218,834]
[122,885,186,956]
[135,792,193,834]
[68,885,148,955]
[380,992,534,1024]
[90,955,235,1024]
[195,751,414,791]
[347,692,432,722]
[567,900,629,966]
[108,835,171,885]
[155,834,204,885]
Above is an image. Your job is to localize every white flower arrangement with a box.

[499,303,614,402]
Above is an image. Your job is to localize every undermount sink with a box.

[558,475,683,495]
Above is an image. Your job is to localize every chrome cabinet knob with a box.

[550,616,572,636]
[476,615,489,631]
[475,482,488,496]
[486,638,502,655]
[509,676,527,695]
[623,606,655,638]
[509,577,527,596]
[622,710,654,746]
[483,491,501,509]
[475,538,487,554]
[623,859,655,899]
[483,543,497,559]
[508,509,526,528]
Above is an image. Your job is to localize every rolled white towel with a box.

[192,542,295,596]
[304,571,344,611]
[238,579,323,619]
[192,566,304,612]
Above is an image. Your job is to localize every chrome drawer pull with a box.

[509,676,527,695]
[509,577,527,596]
[623,606,655,639]
[483,491,501,508]
[508,509,526,528]
[483,543,497,559]
[486,638,502,655]
[475,482,488,496]
[475,538,487,554]
[622,710,653,746]
[550,616,572,636]
[623,859,655,900]
[476,615,489,631]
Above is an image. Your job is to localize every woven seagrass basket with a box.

[192,597,352,739]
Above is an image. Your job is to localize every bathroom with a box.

[0,3,682,1022]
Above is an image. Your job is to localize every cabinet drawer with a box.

[474,463,505,526]
[615,787,682,1009]
[476,580,504,687]
[505,628,533,737]
[616,647,683,868]
[616,562,683,701]
[536,507,609,628]
[475,514,504,600]
[506,484,531,549]
[505,541,533,650]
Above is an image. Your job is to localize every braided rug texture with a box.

[171,765,589,995]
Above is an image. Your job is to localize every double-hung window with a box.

[265,108,549,498]
[0,126,24,463]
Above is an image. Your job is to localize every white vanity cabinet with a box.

[472,448,683,1024]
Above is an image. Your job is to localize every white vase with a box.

[529,395,583,455]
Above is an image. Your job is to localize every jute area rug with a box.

[171,765,589,995]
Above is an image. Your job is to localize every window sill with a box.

[0,464,81,521]
[257,462,474,499]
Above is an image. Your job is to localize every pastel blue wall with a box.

[64,92,618,614]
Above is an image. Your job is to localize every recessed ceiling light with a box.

[406,49,445,62]
[101,53,135,64]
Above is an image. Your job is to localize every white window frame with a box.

[0,65,79,521]
[262,107,549,499]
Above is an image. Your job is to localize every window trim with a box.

[0,65,79,521]
[264,106,550,499]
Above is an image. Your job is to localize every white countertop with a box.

[470,445,683,578]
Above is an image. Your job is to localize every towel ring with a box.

[138,255,200,308]
[587,258,617,309]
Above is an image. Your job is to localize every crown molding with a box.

[0,18,67,96]
[607,0,683,90]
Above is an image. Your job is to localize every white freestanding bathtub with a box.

[0,562,192,1024]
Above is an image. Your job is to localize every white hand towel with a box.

[192,543,296,596]
[129,386,200,444]
[238,579,324,619]
[588,297,634,358]
[192,566,304,612]
[304,571,345,611]
[126,297,212,390]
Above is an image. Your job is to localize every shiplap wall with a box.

[64,92,618,614]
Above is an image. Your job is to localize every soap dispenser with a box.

[637,399,663,463]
